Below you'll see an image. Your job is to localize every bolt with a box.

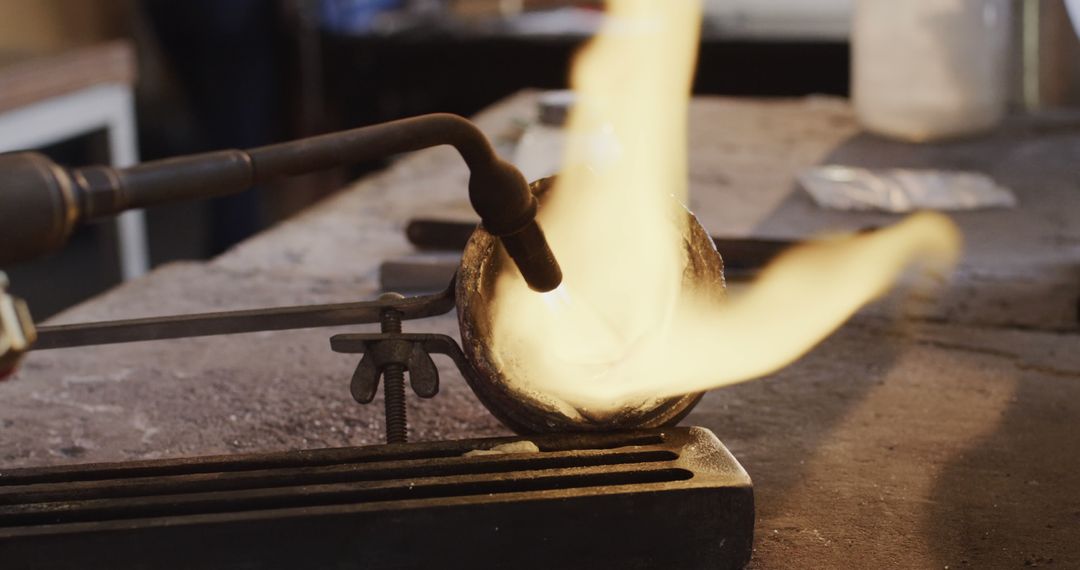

[378,292,407,444]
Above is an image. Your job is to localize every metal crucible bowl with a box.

[456,177,726,434]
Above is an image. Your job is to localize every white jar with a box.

[852,0,1012,141]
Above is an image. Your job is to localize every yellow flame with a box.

[489,0,961,410]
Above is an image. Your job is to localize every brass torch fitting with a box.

[0,273,36,379]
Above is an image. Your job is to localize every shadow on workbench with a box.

[736,124,1080,566]
[925,364,1080,568]
[685,320,905,567]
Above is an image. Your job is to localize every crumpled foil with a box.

[798,166,1018,213]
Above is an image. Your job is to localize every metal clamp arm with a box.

[32,283,456,351]
[330,332,476,403]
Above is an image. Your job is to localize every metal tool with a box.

[0,113,561,293]
[32,285,456,351]
[328,291,478,444]
[0,427,754,570]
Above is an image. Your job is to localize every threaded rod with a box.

[379,293,407,444]
[382,363,407,444]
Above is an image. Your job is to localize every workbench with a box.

[3,92,1078,568]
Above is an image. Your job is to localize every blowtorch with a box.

[0,113,562,292]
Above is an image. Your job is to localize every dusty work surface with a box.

[3,92,1079,568]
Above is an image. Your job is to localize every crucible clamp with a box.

[330,293,475,444]
[330,333,475,404]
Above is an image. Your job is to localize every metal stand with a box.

[30,281,472,442]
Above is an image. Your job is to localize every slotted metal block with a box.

[0,427,753,569]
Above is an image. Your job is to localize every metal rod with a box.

[86,115,500,222]
[247,114,494,183]
[32,285,456,350]
[378,294,408,444]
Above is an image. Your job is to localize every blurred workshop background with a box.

[0,0,1078,319]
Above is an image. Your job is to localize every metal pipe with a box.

[0,114,561,292]
[32,285,456,350]
[248,114,493,181]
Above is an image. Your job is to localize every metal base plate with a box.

[0,427,753,569]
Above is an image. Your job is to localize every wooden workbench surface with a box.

[3,92,1078,568]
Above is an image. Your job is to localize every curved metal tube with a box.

[248,114,497,183]
[0,114,561,292]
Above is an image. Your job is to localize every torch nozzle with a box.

[500,220,563,293]
[465,157,562,293]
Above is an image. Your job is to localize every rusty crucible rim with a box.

[456,177,726,434]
